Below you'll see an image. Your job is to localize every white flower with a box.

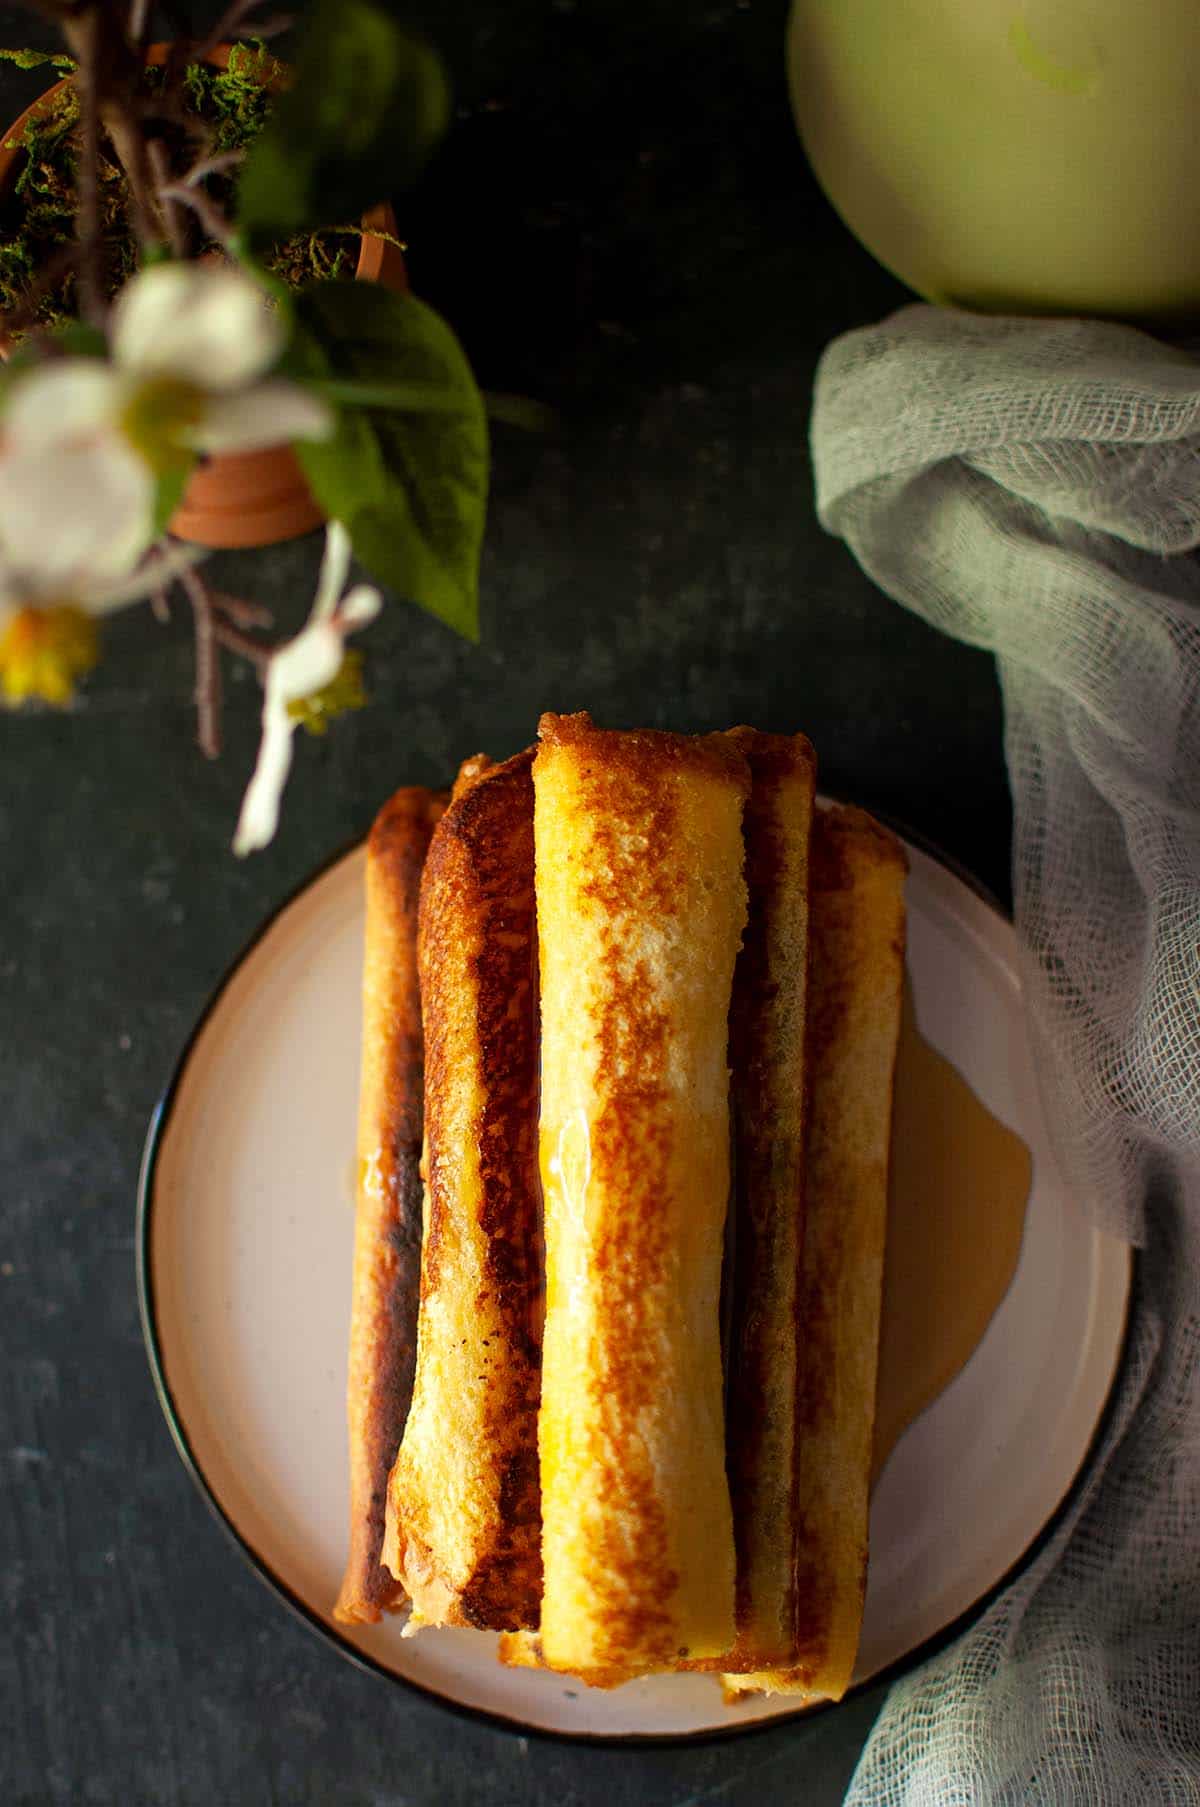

[0,436,201,705]
[2,262,332,473]
[233,522,381,856]
[0,438,155,612]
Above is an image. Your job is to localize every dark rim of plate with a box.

[135,807,1136,1749]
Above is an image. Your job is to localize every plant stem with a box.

[181,148,244,188]
[147,137,186,256]
[179,564,222,758]
[68,8,105,323]
[158,182,233,248]
[128,0,150,49]
[211,590,273,632]
[212,619,272,672]
[59,3,167,254]
[102,103,166,251]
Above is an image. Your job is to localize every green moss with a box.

[0,48,75,73]
[0,42,380,337]
[184,42,277,154]
[0,78,141,328]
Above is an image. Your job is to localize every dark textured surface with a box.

[0,3,1010,1803]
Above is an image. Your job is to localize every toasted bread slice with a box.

[509,728,817,1686]
[533,711,748,1674]
[335,787,446,1626]
[382,751,543,1631]
[712,727,816,1673]
[724,803,906,1702]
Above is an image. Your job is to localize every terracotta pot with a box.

[168,193,406,548]
[0,43,408,549]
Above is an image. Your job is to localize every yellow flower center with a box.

[286,650,368,736]
[120,376,207,477]
[0,605,99,707]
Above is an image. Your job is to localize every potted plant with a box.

[0,40,412,546]
[0,0,491,851]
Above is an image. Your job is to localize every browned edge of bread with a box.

[334,785,447,1625]
[738,800,907,1700]
[703,727,817,1674]
[383,748,544,1630]
[538,709,751,785]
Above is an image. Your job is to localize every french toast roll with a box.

[725,803,907,1702]
[714,727,816,1673]
[335,787,446,1626]
[383,750,543,1631]
[534,711,749,1674]
[496,1630,639,1692]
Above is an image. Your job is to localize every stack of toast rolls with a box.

[336,711,907,1704]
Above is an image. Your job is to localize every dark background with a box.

[1,2,1010,1802]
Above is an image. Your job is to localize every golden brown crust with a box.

[534,717,748,1674]
[727,802,907,1701]
[713,728,816,1673]
[450,752,494,800]
[538,710,751,785]
[811,801,908,889]
[496,1630,639,1692]
[334,786,446,1626]
[383,750,543,1632]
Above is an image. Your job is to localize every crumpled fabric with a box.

[809,306,1200,1806]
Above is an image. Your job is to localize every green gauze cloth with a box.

[810,305,1200,1805]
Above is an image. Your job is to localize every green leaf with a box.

[152,462,193,538]
[237,0,450,244]
[290,282,487,641]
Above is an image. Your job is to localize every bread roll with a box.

[534,711,748,1674]
[725,803,906,1702]
[382,751,543,1631]
[716,727,816,1672]
[335,787,446,1625]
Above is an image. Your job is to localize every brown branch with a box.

[179,565,222,758]
[205,588,277,671]
[101,103,165,249]
[146,137,186,256]
[58,4,168,251]
[211,589,273,631]
[181,148,244,188]
[150,585,171,624]
[70,10,106,322]
[213,619,272,673]
[157,180,233,248]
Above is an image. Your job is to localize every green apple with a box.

[787,0,1200,321]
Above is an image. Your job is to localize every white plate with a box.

[138,830,1131,1740]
